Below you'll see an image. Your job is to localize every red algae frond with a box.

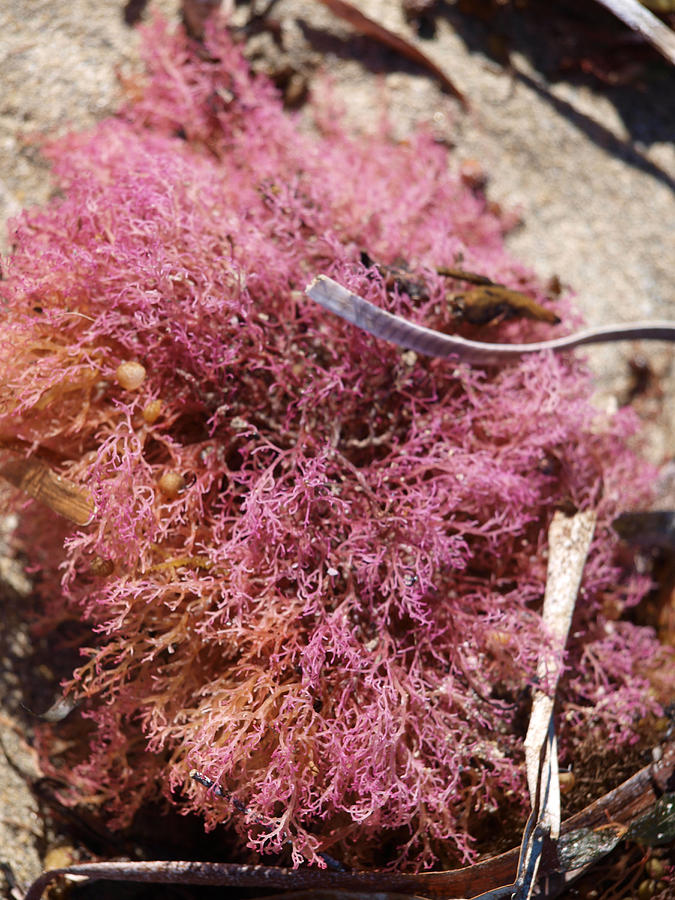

[0,14,670,871]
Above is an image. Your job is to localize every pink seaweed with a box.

[0,13,669,871]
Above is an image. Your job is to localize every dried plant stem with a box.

[22,738,675,900]
[305,276,675,364]
[595,0,675,64]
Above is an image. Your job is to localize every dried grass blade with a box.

[511,510,596,899]
[525,509,596,837]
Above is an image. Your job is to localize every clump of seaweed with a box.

[0,13,669,871]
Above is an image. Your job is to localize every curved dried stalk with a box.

[595,0,675,64]
[305,276,675,365]
[22,742,675,900]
